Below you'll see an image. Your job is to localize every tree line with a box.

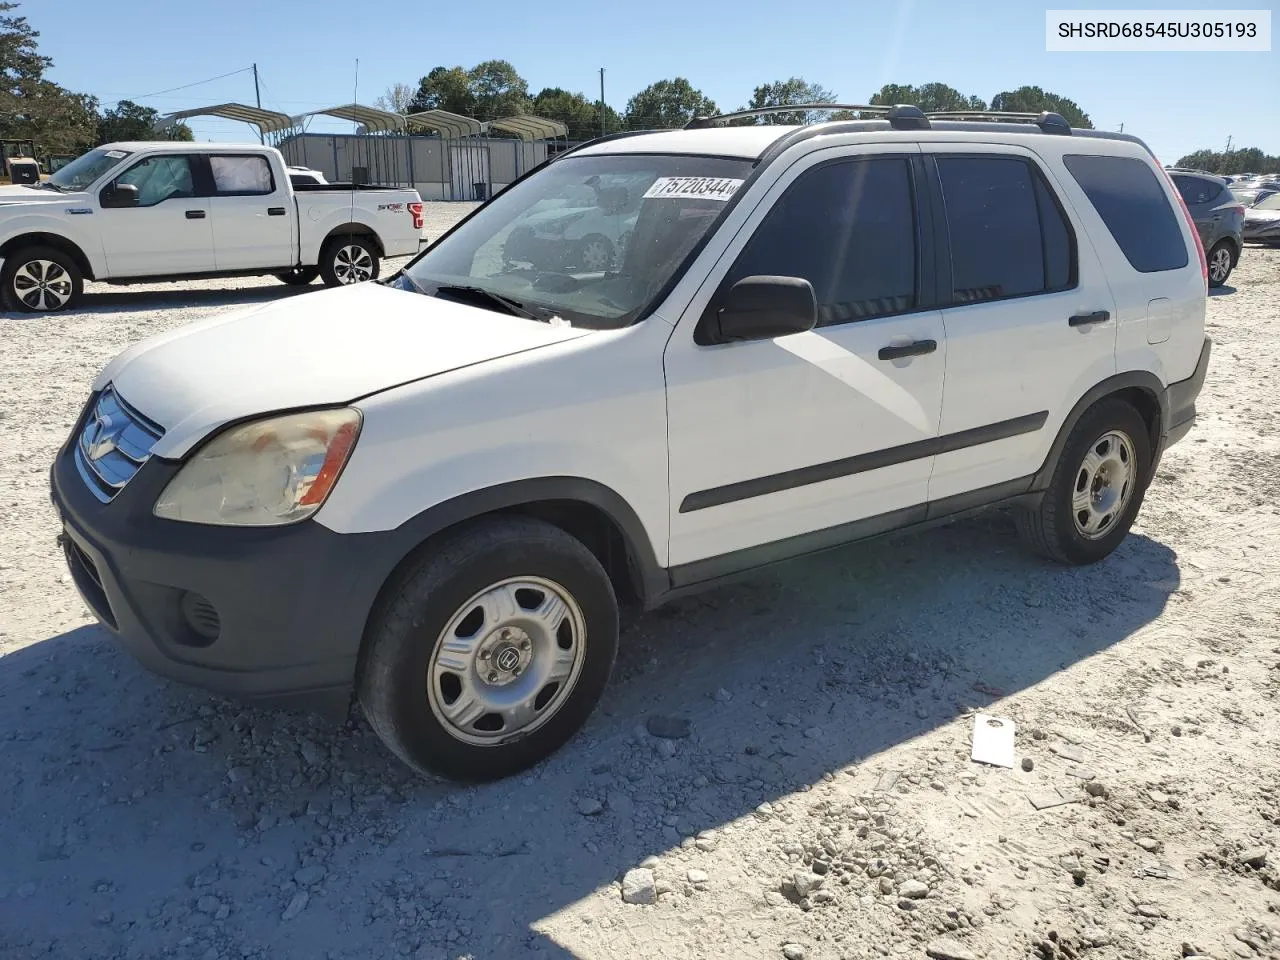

[380,64,1099,140]
[0,3,193,156]
[1173,148,1280,175]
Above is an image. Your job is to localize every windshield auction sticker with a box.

[643,177,745,202]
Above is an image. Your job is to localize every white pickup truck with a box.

[0,142,426,312]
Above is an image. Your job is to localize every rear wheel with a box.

[2,245,83,313]
[358,516,619,782]
[577,234,614,272]
[1207,240,1234,287]
[276,266,319,287]
[1015,399,1151,565]
[319,236,380,287]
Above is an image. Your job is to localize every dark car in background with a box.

[1170,171,1245,287]
[1243,193,1280,246]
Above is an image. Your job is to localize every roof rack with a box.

[686,104,928,130]
[685,104,1073,136]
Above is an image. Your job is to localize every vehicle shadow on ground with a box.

[0,511,1181,959]
[1209,285,1237,297]
[76,284,315,313]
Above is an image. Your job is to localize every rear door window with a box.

[935,155,1075,304]
[209,155,275,195]
[1063,154,1188,273]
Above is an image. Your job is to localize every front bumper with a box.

[49,404,403,717]
[1242,220,1280,243]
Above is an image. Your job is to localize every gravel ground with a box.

[1,210,1278,960]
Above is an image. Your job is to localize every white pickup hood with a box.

[95,283,591,458]
[0,184,90,207]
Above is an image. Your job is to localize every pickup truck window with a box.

[210,155,274,195]
[402,154,753,329]
[48,148,132,192]
[114,155,196,206]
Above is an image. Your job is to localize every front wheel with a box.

[358,516,619,782]
[1015,399,1152,565]
[2,245,83,313]
[1207,240,1235,288]
[319,237,380,287]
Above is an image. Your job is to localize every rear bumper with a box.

[48,403,405,717]
[1161,335,1211,451]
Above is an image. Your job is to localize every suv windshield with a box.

[47,148,132,192]
[401,154,753,329]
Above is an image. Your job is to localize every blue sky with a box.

[33,0,1279,164]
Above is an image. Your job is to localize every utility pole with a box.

[252,63,264,143]
[1224,134,1233,153]
[599,68,606,137]
[1118,122,1124,132]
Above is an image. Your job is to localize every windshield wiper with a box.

[38,181,64,192]
[432,284,560,323]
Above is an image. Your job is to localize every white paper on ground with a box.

[972,714,1017,768]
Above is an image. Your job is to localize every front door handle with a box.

[878,339,937,361]
[267,207,287,216]
[185,210,206,220]
[1068,310,1110,327]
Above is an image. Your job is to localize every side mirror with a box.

[100,183,139,208]
[698,275,817,345]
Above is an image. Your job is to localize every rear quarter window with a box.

[1063,154,1189,273]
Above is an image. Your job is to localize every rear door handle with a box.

[185,210,206,220]
[1068,310,1110,327]
[878,339,937,361]
[267,207,287,216]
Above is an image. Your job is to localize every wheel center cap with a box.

[494,646,521,673]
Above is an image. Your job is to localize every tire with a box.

[319,236,380,287]
[1207,240,1235,288]
[1015,398,1152,565]
[358,516,619,782]
[2,245,83,313]
[576,234,614,272]
[275,266,319,287]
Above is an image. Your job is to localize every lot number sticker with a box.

[643,177,744,202]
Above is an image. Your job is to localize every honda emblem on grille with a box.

[84,412,126,461]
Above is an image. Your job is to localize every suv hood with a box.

[96,282,591,458]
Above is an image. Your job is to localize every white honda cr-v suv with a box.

[52,104,1211,781]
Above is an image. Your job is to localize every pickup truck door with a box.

[96,153,213,277]
[663,146,948,573]
[204,154,295,270]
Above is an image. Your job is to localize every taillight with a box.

[1232,205,1246,216]
[408,202,424,231]
[1161,167,1207,289]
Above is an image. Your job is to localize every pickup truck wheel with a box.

[320,237,380,286]
[358,516,619,782]
[275,267,319,286]
[1015,399,1151,565]
[2,246,83,313]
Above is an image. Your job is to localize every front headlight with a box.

[153,408,362,526]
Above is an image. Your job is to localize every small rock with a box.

[656,739,678,759]
[713,688,733,703]
[897,879,929,899]
[878,876,894,896]
[792,872,824,898]
[298,739,325,766]
[695,838,717,853]
[782,945,807,960]
[577,798,604,816]
[687,869,708,884]
[1134,903,1165,918]
[1171,725,1182,737]
[621,868,656,905]
[1021,758,1034,772]
[1085,781,1106,798]
[331,798,352,818]
[282,891,309,921]
[803,727,822,740]
[607,791,634,817]
[94,910,113,925]
[227,766,251,783]
[294,865,326,886]
[1136,837,1161,852]
[763,890,787,907]
[926,937,978,960]
[645,715,692,739]
[1240,848,1268,869]
[196,895,221,915]
[640,855,661,869]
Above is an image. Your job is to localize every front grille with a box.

[73,387,165,503]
